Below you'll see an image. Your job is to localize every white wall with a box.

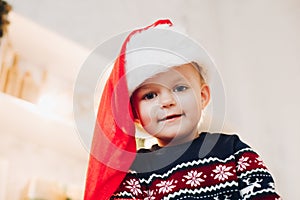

[5,0,300,199]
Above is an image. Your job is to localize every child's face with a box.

[131,63,210,146]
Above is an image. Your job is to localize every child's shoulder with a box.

[195,132,250,159]
[203,132,249,147]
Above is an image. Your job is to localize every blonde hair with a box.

[191,61,207,85]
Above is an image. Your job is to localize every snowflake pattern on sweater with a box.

[111,133,281,199]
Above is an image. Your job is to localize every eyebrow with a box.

[172,76,185,83]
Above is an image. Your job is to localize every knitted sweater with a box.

[111,133,281,199]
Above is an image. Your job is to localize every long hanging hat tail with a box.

[84,19,173,200]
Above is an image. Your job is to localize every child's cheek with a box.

[137,103,151,125]
[141,103,160,125]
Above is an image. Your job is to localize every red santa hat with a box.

[84,19,216,200]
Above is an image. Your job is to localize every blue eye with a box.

[142,92,157,100]
[173,85,188,92]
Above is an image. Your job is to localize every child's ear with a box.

[200,84,210,109]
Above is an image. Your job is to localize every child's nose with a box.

[159,91,176,108]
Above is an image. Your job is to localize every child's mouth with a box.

[158,114,183,122]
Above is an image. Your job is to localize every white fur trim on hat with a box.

[123,25,216,95]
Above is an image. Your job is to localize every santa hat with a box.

[84,19,216,200]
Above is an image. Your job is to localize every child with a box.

[84,19,281,200]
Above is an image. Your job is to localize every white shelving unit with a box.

[0,12,92,200]
[0,92,88,159]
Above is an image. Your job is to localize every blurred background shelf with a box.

[0,10,92,200]
[0,92,88,160]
